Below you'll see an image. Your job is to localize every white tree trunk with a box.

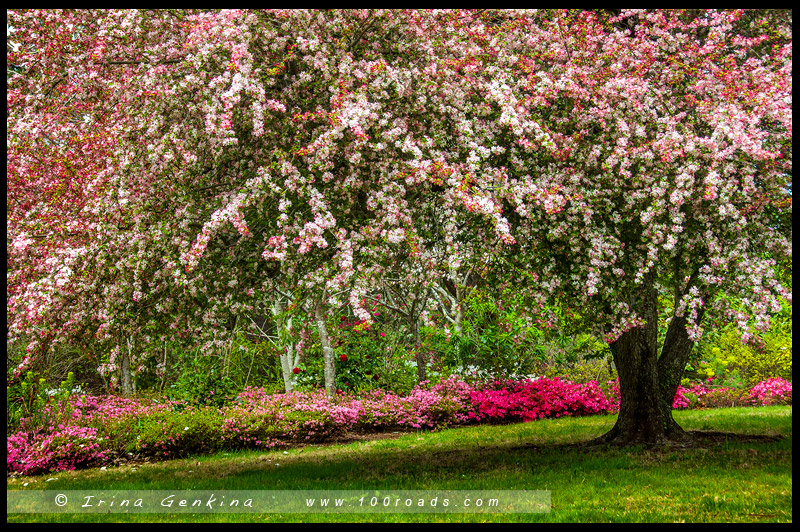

[271,298,302,393]
[278,342,302,392]
[314,300,336,398]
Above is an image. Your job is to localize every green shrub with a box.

[696,328,792,387]
[424,288,554,382]
[689,301,791,387]
[276,409,347,442]
[219,406,281,449]
[697,387,750,409]
[125,408,223,457]
[293,316,418,396]
[167,353,241,407]
[7,371,80,433]
[540,355,617,384]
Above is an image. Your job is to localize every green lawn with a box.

[7,405,792,522]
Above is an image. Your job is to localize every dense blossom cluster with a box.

[7,10,791,392]
[7,376,790,476]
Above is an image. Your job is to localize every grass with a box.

[7,405,792,522]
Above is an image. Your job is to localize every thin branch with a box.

[101,58,183,65]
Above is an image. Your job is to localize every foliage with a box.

[6,371,81,433]
[468,378,617,423]
[293,312,419,395]
[691,305,792,386]
[166,353,241,407]
[424,286,556,381]
[124,407,225,458]
[7,426,108,476]
[539,353,617,384]
[749,377,793,406]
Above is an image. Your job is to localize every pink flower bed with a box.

[6,376,791,476]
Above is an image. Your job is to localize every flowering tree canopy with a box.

[8,9,791,444]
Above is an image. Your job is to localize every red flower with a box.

[340,354,348,362]
[292,367,300,374]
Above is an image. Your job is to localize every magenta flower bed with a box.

[468,378,617,423]
[6,376,791,476]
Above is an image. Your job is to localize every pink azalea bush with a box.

[7,426,109,476]
[225,388,360,444]
[468,378,617,423]
[350,376,474,430]
[749,378,792,406]
[6,376,792,476]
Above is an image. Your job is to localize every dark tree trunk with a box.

[600,325,669,445]
[656,313,702,441]
[412,317,427,383]
[593,283,692,446]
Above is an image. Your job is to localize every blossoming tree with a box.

[8,9,791,443]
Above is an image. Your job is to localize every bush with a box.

[127,407,224,458]
[294,314,419,396]
[749,378,792,406]
[540,355,617,384]
[701,329,791,386]
[468,377,616,424]
[230,387,360,441]
[424,288,551,382]
[692,304,792,386]
[7,426,109,476]
[219,406,286,450]
[166,353,241,407]
[8,371,81,434]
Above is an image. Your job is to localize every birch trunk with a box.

[315,301,336,398]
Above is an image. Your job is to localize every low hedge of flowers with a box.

[7,376,791,477]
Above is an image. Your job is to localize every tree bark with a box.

[593,284,681,446]
[412,316,427,383]
[121,337,134,397]
[656,314,701,441]
[314,301,336,398]
[270,300,302,393]
[279,342,301,393]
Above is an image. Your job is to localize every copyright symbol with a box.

[55,493,68,507]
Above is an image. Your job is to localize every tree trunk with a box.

[454,281,465,336]
[412,316,427,383]
[279,342,301,393]
[271,300,301,393]
[454,287,465,372]
[121,337,134,397]
[593,284,685,446]
[656,314,701,441]
[315,301,336,398]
